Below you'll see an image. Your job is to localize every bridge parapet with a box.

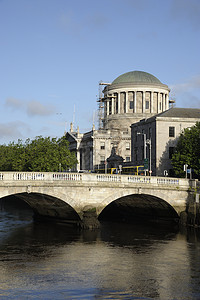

[0,171,197,227]
[0,171,192,188]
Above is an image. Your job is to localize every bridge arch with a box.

[0,192,81,225]
[97,186,187,216]
[98,193,179,223]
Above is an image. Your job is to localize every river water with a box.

[0,200,200,299]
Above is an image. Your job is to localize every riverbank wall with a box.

[180,180,200,227]
[187,200,200,227]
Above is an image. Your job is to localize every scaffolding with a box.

[97,81,111,129]
[169,99,176,108]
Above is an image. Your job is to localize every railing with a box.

[128,176,151,184]
[96,174,121,182]
[13,173,45,181]
[156,178,179,185]
[0,171,192,187]
[52,173,82,181]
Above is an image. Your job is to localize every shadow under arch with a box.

[0,193,81,225]
[98,193,179,224]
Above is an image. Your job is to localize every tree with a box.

[171,122,200,179]
[0,136,77,172]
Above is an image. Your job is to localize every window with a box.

[123,129,129,134]
[100,156,105,164]
[145,100,149,110]
[169,126,175,137]
[100,142,105,150]
[130,101,134,109]
[126,157,130,162]
[126,142,130,150]
[169,147,175,159]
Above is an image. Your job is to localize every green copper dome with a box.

[112,71,162,85]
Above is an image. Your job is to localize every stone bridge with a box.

[0,172,197,228]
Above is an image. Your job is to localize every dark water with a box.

[0,202,200,299]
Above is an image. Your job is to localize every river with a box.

[0,200,200,299]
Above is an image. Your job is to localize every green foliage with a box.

[0,136,77,172]
[171,122,200,179]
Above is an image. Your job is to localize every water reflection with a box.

[100,221,178,248]
[0,200,200,299]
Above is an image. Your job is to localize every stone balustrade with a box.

[0,171,192,188]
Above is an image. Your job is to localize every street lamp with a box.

[137,132,152,176]
[146,138,152,176]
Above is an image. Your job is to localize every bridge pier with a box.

[81,206,100,229]
[30,202,100,230]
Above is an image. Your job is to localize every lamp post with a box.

[137,132,147,175]
[146,138,152,176]
[137,132,152,176]
[184,164,188,179]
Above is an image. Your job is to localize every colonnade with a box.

[104,90,169,115]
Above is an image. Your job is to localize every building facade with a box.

[131,108,200,176]
[66,70,171,171]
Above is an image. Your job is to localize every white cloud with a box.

[170,74,200,93]
[5,97,24,110]
[170,74,200,108]
[176,92,200,109]
[0,121,30,142]
[27,100,55,116]
[5,98,56,117]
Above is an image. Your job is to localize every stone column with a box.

[157,93,160,113]
[162,94,164,111]
[143,91,146,112]
[106,99,109,115]
[134,91,137,113]
[111,95,114,114]
[126,92,129,113]
[150,91,153,113]
[166,93,169,110]
[160,93,162,111]
[118,92,121,114]
[165,94,167,110]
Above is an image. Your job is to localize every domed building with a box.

[66,71,172,172]
[101,70,170,131]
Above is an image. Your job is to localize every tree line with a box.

[0,136,77,172]
[0,122,199,177]
[172,122,200,179]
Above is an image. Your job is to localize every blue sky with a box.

[0,0,200,144]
